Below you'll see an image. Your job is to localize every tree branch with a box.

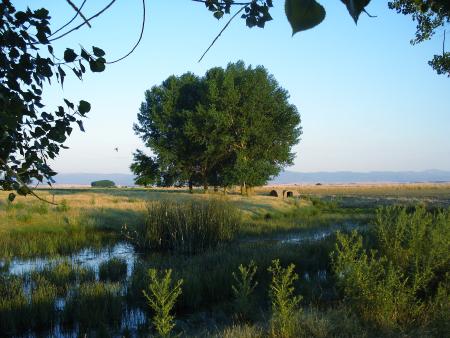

[107,0,146,64]
[66,0,92,28]
[50,0,88,37]
[0,157,57,205]
[192,0,252,5]
[198,4,248,62]
[49,0,117,42]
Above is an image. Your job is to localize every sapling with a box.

[268,259,302,337]
[143,268,183,337]
[232,260,258,320]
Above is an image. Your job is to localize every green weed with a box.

[143,268,183,337]
[268,259,302,338]
[232,260,258,321]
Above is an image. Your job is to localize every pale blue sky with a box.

[29,1,450,173]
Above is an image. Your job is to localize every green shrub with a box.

[232,260,258,321]
[332,206,450,331]
[91,180,116,188]
[268,259,302,338]
[99,257,128,282]
[129,199,241,254]
[143,268,183,337]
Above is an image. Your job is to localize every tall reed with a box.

[127,199,241,254]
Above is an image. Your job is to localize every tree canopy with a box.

[132,61,301,192]
[0,1,108,202]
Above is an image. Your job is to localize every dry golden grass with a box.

[1,182,448,234]
[256,182,450,198]
[0,188,297,233]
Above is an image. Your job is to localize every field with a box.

[0,184,449,337]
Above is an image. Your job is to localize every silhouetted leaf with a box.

[92,46,105,57]
[78,100,91,114]
[89,58,106,72]
[63,48,77,62]
[214,11,224,19]
[76,120,85,132]
[341,0,371,24]
[285,0,326,35]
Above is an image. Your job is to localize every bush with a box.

[91,180,116,188]
[128,199,241,254]
[332,206,450,332]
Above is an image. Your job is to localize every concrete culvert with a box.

[269,190,278,197]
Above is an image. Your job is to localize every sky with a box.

[26,0,450,174]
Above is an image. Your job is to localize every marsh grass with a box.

[128,238,335,315]
[29,275,58,330]
[129,199,241,254]
[0,275,28,335]
[0,187,448,337]
[241,198,371,239]
[0,227,119,258]
[63,281,123,331]
[99,257,128,282]
[0,191,147,258]
[32,261,95,296]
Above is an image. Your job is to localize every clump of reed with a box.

[99,257,128,282]
[32,261,95,296]
[127,199,241,254]
[0,275,28,335]
[63,281,123,331]
[0,274,58,334]
[0,228,118,259]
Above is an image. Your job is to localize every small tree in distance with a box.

[91,180,116,188]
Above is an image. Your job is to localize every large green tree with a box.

[0,1,109,202]
[132,61,301,192]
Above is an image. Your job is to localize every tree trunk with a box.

[223,186,227,195]
[188,179,193,194]
[203,181,208,193]
[241,181,246,195]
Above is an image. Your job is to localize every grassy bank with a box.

[0,185,449,336]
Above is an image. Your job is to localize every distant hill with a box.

[270,170,450,185]
[48,170,450,187]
